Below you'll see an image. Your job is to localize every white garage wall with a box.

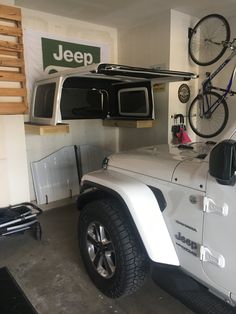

[1,0,14,5]
[0,115,30,207]
[118,10,198,150]
[168,10,199,143]
[118,11,171,150]
[0,119,12,207]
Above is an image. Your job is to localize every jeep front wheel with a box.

[78,198,149,298]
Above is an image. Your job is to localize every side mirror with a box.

[209,140,236,185]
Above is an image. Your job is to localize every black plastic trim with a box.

[78,181,166,213]
[78,181,129,210]
[77,188,108,210]
[148,186,167,212]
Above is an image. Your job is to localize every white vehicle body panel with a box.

[79,138,236,304]
[203,173,236,296]
[172,159,209,191]
[108,144,212,182]
[82,169,180,265]
[108,147,181,182]
[107,156,232,299]
[107,168,206,276]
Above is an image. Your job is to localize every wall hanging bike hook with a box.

[174,114,184,125]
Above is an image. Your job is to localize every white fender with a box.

[82,169,179,266]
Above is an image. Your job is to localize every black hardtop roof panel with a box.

[97,63,197,81]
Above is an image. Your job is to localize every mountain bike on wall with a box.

[188,14,236,138]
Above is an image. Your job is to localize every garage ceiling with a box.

[16,0,236,29]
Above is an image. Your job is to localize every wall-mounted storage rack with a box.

[24,123,70,135]
[0,4,28,114]
[103,119,156,128]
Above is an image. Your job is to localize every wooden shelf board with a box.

[0,102,27,114]
[0,25,22,36]
[0,4,21,21]
[103,119,156,128]
[0,40,23,52]
[0,88,27,96]
[0,58,24,68]
[24,123,70,135]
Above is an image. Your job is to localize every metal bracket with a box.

[188,27,194,39]
[203,197,229,216]
[200,246,225,268]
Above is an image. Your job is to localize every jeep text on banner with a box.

[41,38,100,73]
[24,30,110,97]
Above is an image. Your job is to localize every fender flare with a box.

[79,169,179,266]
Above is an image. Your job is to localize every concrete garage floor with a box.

[0,204,193,314]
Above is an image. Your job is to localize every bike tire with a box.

[189,14,230,66]
[188,91,229,138]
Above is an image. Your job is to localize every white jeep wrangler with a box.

[77,126,236,306]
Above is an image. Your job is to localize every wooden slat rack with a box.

[0,4,28,114]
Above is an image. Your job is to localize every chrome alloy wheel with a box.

[86,222,116,279]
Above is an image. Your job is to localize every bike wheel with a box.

[188,91,228,138]
[189,14,230,66]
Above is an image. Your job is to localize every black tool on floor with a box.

[0,202,42,240]
[0,267,38,314]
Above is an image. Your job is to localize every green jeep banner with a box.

[41,37,101,73]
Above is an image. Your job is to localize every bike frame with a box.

[200,47,236,116]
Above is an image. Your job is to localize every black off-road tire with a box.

[78,198,149,298]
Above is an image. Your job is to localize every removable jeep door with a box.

[202,174,236,294]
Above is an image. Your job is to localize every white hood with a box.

[108,143,213,182]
